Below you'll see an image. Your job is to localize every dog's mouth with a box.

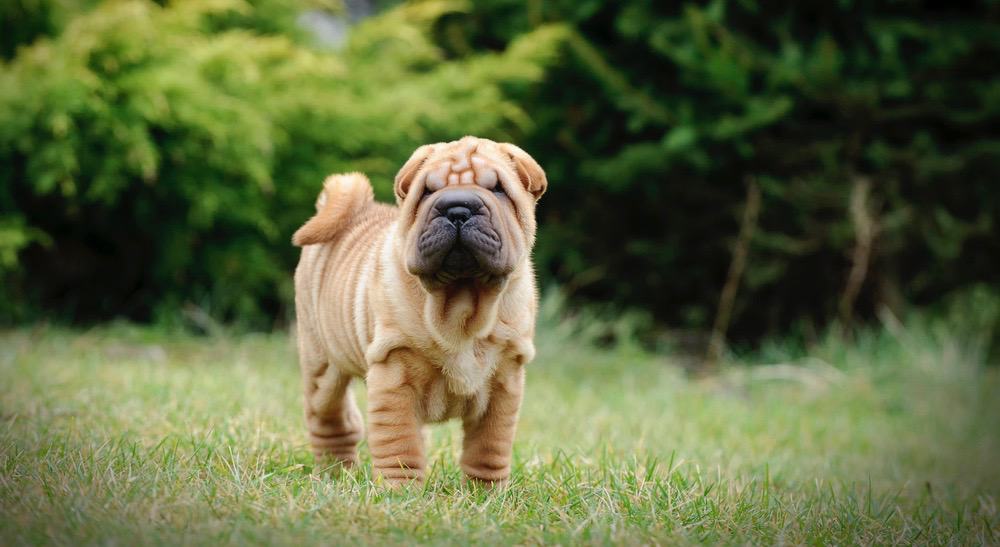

[440,246,478,277]
[409,213,507,289]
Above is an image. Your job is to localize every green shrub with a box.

[3,0,998,342]
[0,0,563,325]
[447,0,1000,341]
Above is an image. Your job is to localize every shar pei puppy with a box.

[292,136,546,484]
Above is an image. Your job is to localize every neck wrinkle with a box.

[387,231,523,350]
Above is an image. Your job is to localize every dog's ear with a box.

[394,144,436,204]
[500,143,547,200]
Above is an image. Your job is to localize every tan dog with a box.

[292,136,546,484]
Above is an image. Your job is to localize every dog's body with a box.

[292,137,546,484]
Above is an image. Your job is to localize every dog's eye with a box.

[422,187,434,198]
[492,184,506,196]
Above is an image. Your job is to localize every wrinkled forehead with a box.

[420,138,512,192]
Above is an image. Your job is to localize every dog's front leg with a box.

[366,355,426,485]
[460,363,525,484]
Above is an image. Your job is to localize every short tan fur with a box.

[292,136,546,484]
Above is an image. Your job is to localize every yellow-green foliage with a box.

[0,0,565,323]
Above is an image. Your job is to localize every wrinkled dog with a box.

[292,136,546,484]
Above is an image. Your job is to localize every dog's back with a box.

[293,174,396,376]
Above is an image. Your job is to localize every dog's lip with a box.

[414,213,501,266]
[431,242,486,279]
[409,239,509,290]
[443,245,476,267]
[424,268,507,291]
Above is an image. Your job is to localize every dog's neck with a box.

[416,268,526,396]
[404,261,524,348]
[419,277,509,347]
[386,219,524,348]
[373,234,532,396]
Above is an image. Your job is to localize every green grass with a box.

[2,308,998,545]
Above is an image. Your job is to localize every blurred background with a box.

[1,0,998,357]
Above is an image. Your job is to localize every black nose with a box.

[435,189,484,226]
[446,206,471,224]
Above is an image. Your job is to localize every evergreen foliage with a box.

[457,1,1000,340]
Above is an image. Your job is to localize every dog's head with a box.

[394,136,546,291]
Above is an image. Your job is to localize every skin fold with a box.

[292,136,546,485]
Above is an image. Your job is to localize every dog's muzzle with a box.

[413,189,504,285]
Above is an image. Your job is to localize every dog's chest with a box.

[422,341,504,422]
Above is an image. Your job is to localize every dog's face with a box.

[394,137,546,290]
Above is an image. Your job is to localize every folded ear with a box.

[500,143,547,200]
[394,144,436,204]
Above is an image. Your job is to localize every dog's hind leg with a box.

[302,363,364,467]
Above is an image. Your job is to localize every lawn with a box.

[1,306,998,545]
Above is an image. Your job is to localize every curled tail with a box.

[292,173,374,246]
